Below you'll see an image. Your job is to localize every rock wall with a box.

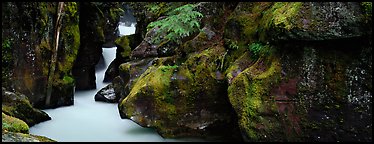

[72,2,123,90]
[2,2,79,108]
[114,2,372,142]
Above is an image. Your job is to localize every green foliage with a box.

[225,38,239,50]
[2,113,29,133]
[160,65,178,73]
[62,75,74,84]
[362,2,372,13]
[109,8,124,21]
[115,36,131,58]
[361,2,372,20]
[65,2,78,20]
[248,42,262,59]
[2,38,13,84]
[145,2,184,18]
[247,42,273,59]
[147,4,203,44]
[146,2,166,14]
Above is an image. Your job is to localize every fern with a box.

[147,4,203,44]
[248,42,263,59]
[248,42,274,59]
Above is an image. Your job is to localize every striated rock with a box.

[2,131,56,142]
[2,87,51,127]
[95,84,118,103]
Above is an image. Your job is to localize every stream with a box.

[29,23,206,142]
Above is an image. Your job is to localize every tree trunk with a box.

[45,2,64,107]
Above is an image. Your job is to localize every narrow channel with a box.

[29,22,205,142]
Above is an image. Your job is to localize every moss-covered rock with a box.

[2,111,55,142]
[2,2,80,109]
[2,112,29,134]
[2,131,56,142]
[119,46,242,141]
[222,2,371,142]
[227,53,283,141]
[260,2,366,41]
[103,35,137,82]
[2,87,51,127]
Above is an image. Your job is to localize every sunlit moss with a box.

[228,55,282,141]
[115,36,132,58]
[2,112,29,134]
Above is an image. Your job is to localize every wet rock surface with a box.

[95,84,118,103]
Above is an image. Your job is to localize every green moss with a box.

[361,2,372,16]
[120,64,178,126]
[109,7,124,21]
[228,55,282,141]
[262,2,303,31]
[119,46,228,137]
[115,36,132,58]
[2,38,13,85]
[145,2,185,18]
[58,23,80,74]
[361,2,372,23]
[65,2,78,20]
[30,134,57,142]
[2,112,29,134]
[62,75,74,84]
[53,2,79,89]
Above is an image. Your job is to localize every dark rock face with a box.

[260,2,367,41]
[116,2,371,142]
[2,87,51,127]
[104,34,140,82]
[130,27,162,59]
[95,84,118,103]
[224,2,372,142]
[2,2,79,109]
[73,2,123,90]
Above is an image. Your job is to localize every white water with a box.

[29,23,206,142]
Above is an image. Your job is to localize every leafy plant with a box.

[2,39,12,65]
[147,4,203,44]
[160,64,179,73]
[225,39,239,50]
[248,42,271,59]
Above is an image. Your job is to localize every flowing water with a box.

[29,23,206,142]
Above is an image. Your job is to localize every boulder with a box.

[2,87,51,127]
[95,84,118,103]
[119,46,242,140]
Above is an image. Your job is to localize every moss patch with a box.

[228,55,283,141]
[2,112,29,134]
[115,36,132,58]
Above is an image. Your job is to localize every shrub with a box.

[147,4,203,44]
